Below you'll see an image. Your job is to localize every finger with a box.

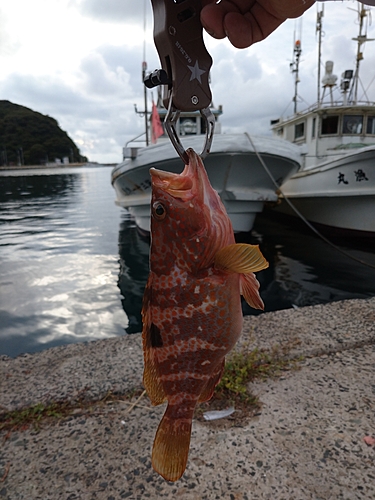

[201,1,241,39]
[223,9,284,48]
[270,0,316,20]
[201,3,226,39]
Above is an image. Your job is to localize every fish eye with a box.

[153,202,166,220]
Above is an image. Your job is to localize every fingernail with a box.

[206,28,219,38]
[202,23,217,38]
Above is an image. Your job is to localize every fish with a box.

[142,148,268,482]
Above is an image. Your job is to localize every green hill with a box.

[0,100,88,166]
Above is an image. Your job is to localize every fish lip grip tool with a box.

[145,0,215,164]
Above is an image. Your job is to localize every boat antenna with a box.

[142,0,149,145]
[316,5,324,107]
[349,2,374,104]
[290,19,302,113]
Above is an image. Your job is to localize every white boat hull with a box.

[275,146,375,235]
[111,134,301,233]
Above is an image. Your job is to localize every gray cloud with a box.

[96,42,160,94]
[1,1,374,164]
[0,60,146,163]
[0,74,92,119]
[74,0,149,24]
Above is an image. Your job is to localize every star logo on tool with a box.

[187,60,205,83]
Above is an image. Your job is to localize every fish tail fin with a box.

[152,403,194,482]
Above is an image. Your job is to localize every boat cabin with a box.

[123,104,222,160]
[157,106,222,138]
[272,103,375,169]
[272,4,375,171]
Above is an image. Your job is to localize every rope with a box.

[244,132,375,270]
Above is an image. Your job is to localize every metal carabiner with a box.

[164,94,215,164]
[149,0,215,163]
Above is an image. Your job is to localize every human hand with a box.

[201,0,316,48]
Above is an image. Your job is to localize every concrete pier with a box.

[1,297,374,499]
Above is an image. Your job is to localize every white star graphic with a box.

[187,60,206,84]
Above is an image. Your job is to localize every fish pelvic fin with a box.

[240,272,265,310]
[142,345,166,405]
[142,285,166,405]
[152,403,194,482]
[214,243,268,274]
[198,359,225,403]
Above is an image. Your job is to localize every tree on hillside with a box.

[28,144,47,165]
[0,100,88,166]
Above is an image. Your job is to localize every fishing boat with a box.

[111,91,301,234]
[271,4,375,237]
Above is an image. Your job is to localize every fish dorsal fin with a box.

[240,273,265,310]
[142,283,167,406]
[214,244,269,274]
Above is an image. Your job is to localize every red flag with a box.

[151,101,164,144]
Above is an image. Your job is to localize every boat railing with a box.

[122,132,148,160]
[125,132,148,148]
[317,99,375,111]
[279,98,375,123]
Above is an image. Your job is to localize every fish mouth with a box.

[150,149,202,201]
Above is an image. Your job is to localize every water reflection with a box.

[248,212,375,313]
[1,165,374,358]
[0,172,78,202]
[116,211,375,333]
[117,215,149,333]
[1,254,125,355]
[0,167,126,358]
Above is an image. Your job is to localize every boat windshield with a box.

[342,115,363,134]
[321,115,339,135]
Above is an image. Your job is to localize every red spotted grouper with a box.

[142,148,268,481]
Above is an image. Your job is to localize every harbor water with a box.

[1,165,374,358]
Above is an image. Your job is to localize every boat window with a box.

[321,115,339,135]
[312,117,316,138]
[342,115,363,134]
[294,122,305,140]
[180,118,197,135]
[366,116,375,135]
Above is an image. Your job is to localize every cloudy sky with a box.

[1,0,374,164]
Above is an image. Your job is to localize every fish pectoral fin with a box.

[152,403,194,482]
[214,244,267,311]
[240,273,265,311]
[198,359,225,403]
[214,244,269,274]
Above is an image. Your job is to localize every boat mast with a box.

[291,37,302,113]
[142,61,149,146]
[350,3,374,104]
[316,5,324,107]
[315,6,324,161]
[142,0,149,146]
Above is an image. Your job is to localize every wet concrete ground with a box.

[1,297,375,499]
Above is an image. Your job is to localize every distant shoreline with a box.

[0,162,116,171]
